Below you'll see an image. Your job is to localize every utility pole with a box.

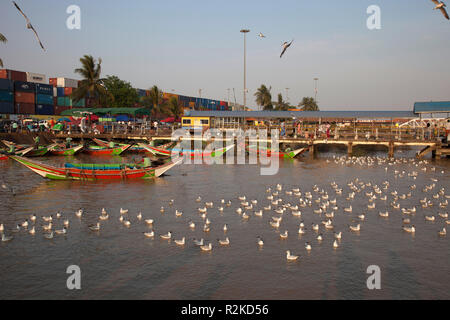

[240,29,250,109]
[314,78,319,103]
[227,88,230,107]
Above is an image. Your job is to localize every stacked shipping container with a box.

[35,83,54,115]
[14,81,35,114]
[51,77,85,112]
[0,78,14,114]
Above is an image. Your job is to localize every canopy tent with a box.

[61,108,150,117]
[160,116,179,123]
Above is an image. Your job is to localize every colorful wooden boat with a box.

[0,155,8,160]
[138,143,235,159]
[84,144,131,156]
[49,144,84,156]
[2,140,50,157]
[246,144,307,159]
[10,156,182,180]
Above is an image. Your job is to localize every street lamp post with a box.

[240,29,250,109]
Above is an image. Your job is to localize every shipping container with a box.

[53,87,57,97]
[57,97,66,106]
[136,89,146,97]
[14,81,35,92]
[0,90,14,102]
[49,78,57,87]
[14,102,35,115]
[0,69,27,82]
[54,106,70,115]
[35,83,53,95]
[36,94,54,105]
[73,98,85,107]
[0,101,14,114]
[35,104,54,115]
[15,92,35,104]
[64,87,73,96]
[0,78,13,91]
[26,72,47,84]
[57,87,65,97]
[56,77,78,88]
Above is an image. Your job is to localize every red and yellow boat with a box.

[10,156,182,180]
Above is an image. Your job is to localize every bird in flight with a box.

[280,40,294,58]
[431,0,449,20]
[258,32,266,38]
[12,1,46,51]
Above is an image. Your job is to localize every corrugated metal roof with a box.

[184,110,417,119]
[414,101,450,114]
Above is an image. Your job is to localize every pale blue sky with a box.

[1,0,449,110]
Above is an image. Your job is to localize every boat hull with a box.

[84,144,131,156]
[49,145,84,156]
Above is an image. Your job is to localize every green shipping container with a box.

[57,97,85,107]
[57,97,66,106]
[0,90,14,102]
[73,98,85,107]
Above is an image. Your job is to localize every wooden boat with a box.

[84,144,131,156]
[0,155,8,161]
[138,143,235,158]
[92,138,146,153]
[246,144,307,159]
[10,155,182,180]
[48,144,84,156]
[2,140,50,157]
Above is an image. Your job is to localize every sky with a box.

[1,0,449,111]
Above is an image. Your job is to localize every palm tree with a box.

[0,33,7,67]
[254,84,273,111]
[167,96,183,119]
[72,55,110,107]
[143,85,168,118]
[275,93,289,111]
[298,97,319,111]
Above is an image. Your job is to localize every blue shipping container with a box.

[14,81,35,92]
[36,94,54,105]
[0,79,13,91]
[0,90,14,102]
[0,101,14,114]
[57,87,65,97]
[35,104,54,115]
[35,83,53,95]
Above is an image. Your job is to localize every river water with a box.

[0,148,449,299]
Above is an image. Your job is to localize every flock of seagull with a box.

[1,155,448,264]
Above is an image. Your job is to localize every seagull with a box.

[258,32,266,38]
[89,223,100,231]
[12,1,46,51]
[144,231,154,238]
[280,40,294,58]
[218,237,230,246]
[286,250,299,261]
[174,237,185,246]
[431,0,449,20]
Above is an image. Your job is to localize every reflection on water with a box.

[0,149,449,300]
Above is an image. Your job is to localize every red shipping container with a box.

[64,87,73,95]
[0,69,27,82]
[49,78,57,87]
[14,91,35,104]
[54,106,70,115]
[14,102,35,115]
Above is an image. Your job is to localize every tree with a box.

[142,85,169,118]
[72,55,110,107]
[0,33,7,67]
[167,96,183,119]
[298,97,319,111]
[274,93,290,111]
[102,75,139,108]
[254,84,273,111]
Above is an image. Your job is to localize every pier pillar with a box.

[347,143,353,156]
[388,142,394,158]
[309,144,315,158]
